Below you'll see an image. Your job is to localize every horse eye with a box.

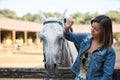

[39,34,45,40]
[59,36,64,40]
[40,37,43,41]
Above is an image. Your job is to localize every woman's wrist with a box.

[65,25,70,32]
[64,18,73,31]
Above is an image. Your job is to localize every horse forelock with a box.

[45,17,58,21]
[41,22,63,37]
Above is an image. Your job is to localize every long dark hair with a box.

[91,15,113,48]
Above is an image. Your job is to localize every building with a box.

[0,18,42,44]
[0,18,120,53]
[72,24,120,41]
[0,18,42,53]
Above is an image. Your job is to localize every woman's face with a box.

[91,22,102,39]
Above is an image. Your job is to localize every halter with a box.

[43,21,63,26]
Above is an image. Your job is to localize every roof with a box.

[0,18,120,33]
[0,18,42,32]
[73,24,120,33]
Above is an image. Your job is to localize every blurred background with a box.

[0,0,120,79]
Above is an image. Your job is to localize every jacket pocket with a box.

[93,54,105,71]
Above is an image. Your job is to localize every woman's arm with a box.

[64,18,89,44]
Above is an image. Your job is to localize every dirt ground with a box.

[0,46,119,80]
[0,53,44,68]
[0,53,119,69]
[0,47,119,68]
[0,53,44,80]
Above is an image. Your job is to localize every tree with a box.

[21,13,34,21]
[106,10,120,24]
[0,9,17,19]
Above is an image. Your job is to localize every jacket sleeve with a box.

[64,31,88,44]
[101,47,116,80]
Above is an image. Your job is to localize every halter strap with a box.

[43,21,63,26]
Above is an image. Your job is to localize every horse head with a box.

[39,10,77,75]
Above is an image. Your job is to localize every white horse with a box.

[39,10,78,77]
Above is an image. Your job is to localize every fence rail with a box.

[0,67,74,79]
[0,67,120,80]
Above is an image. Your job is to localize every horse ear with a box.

[58,9,67,21]
[39,10,46,23]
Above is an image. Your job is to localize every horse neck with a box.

[61,39,78,67]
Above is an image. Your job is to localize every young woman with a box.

[64,15,116,80]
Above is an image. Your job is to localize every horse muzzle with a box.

[45,63,58,74]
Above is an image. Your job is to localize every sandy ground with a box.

[0,53,44,68]
[0,47,119,68]
[0,46,119,80]
[0,53,44,80]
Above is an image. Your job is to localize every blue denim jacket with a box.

[64,32,116,80]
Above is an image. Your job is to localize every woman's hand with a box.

[65,18,74,31]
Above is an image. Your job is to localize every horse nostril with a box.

[54,64,57,69]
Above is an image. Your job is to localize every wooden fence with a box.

[0,67,120,80]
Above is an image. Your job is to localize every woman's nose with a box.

[91,27,94,31]
[91,27,94,33]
